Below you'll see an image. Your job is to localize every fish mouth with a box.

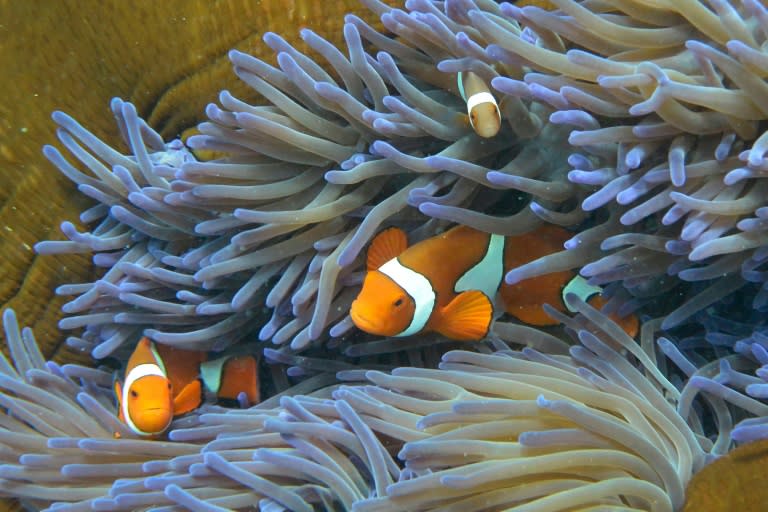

[350,306,386,335]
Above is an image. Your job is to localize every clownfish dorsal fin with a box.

[367,227,408,270]
[434,290,493,341]
[127,337,166,373]
[172,379,202,416]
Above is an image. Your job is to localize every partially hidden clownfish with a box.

[350,224,638,341]
[458,71,501,138]
[113,337,260,437]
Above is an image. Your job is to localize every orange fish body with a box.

[114,338,260,437]
[350,224,638,341]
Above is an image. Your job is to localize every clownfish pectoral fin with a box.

[367,227,408,270]
[172,379,202,416]
[113,379,123,413]
[113,378,124,438]
[434,290,493,341]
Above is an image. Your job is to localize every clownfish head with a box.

[468,99,501,138]
[458,71,501,139]
[116,339,175,437]
[123,372,173,436]
[351,269,416,337]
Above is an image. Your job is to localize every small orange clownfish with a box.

[458,71,501,138]
[350,225,638,341]
[113,337,260,437]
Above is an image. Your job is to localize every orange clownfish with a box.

[458,71,501,138]
[350,225,638,341]
[114,337,260,437]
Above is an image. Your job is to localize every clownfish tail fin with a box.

[367,227,408,270]
[218,355,260,406]
[435,290,493,341]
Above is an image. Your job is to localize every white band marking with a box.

[455,234,505,299]
[200,356,228,394]
[378,258,436,337]
[466,92,498,115]
[562,275,603,313]
[457,71,467,101]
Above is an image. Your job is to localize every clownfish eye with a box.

[130,390,139,398]
[167,382,172,390]
[394,298,404,307]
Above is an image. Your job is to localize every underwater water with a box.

[2,0,768,510]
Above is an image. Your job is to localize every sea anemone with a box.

[37,1,768,357]
[17,0,768,509]
[2,298,758,510]
[658,326,768,445]
[488,0,768,331]
[35,0,587,359]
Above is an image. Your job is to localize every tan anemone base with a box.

[0,1,384,510]
[0,0,382,364]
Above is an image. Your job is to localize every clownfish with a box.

[113,337,260,437]
[350,225,638,341]
[458,71,501,138]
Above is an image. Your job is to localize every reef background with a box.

[0,2,384,510]
[3,1,768,510]
[0,0,384,367]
